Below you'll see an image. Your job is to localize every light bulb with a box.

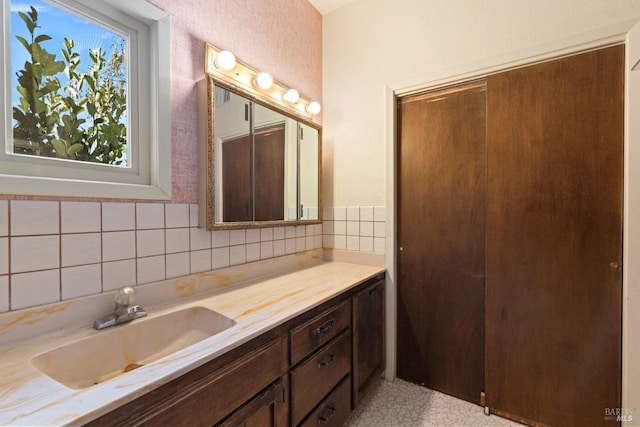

[215,50,236,71]
[306,101,321,115]
[255,72,273,90]
[283,88,300,104]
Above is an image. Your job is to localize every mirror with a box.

[198,77,321,229]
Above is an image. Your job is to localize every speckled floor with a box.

[346,378,524,427]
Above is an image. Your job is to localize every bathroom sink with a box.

[31,306,235,389]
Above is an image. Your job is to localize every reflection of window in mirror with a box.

[299,123,319,220]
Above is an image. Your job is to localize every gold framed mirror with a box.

[197,45,321,230]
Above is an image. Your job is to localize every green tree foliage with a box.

[12,6,127,165]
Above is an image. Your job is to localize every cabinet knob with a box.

[610,262,620,271]
[399,247,404,252]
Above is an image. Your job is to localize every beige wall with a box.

[321,0,640,419]
[322,0,640,206]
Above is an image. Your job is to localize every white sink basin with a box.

[31,306,235,389]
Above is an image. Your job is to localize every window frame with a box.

[0,0,171,200]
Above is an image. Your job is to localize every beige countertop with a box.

[0,250,385,426]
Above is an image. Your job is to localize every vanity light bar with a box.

[205,43,321,120]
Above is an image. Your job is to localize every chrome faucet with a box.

[94,286,147,330]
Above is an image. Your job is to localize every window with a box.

[0,0,171,199]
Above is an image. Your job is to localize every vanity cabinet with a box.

[290,301,352,425]
[85,273,385,427]
[352,278,385,405]
[86,337,288,427]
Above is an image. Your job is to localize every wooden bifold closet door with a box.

[485,45,623,427]
[397,45,623,426]
[397,81,487,405]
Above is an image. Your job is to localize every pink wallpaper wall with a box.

[149,0,322,203]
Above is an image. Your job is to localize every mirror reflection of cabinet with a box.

[198,77,321,230]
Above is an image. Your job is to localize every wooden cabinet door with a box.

[352,278,385,405]
[485,45,624,426]
[397,81,487,404]
[217,380,285,427]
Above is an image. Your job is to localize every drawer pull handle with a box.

[318,403,336,424]
[368,286,382,295]
[316,318,335,334]
[317,353,336,369]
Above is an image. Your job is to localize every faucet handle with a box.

[115,286,136,307]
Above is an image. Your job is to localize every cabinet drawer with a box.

[299,375,351,427]
[101,337,287,427]
[290,300,350,365]
[291,331,351,425]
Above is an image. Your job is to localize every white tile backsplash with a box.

[261,241,273,259]
[211,247,230,270]
[212,230,230,248]
[285,238,296,254]
[0,238,7,275]
[360,221,374,237]
[11,201,59,236]
[246,229,260,244]
[189,204,199,227]
[246,243,260,262]
[333,207,346,221]
[165,204,190,228]
[137,229,165,257]
[346,207,360,221]
[102,202,135,231]
[102,231,135,262]
[323,205,386,255]
[323,207,334,220]
[347,236,360,251]
[190,228,211,251]
[166,252,190,279]
[260,228,273,242]
[102,259,136,292]
[137,255,166,285]
[374,206,386,222]
[360,206,374,221]
[11,236,59,273]
[0,201,7,237]
[296,236,306,252]
[165,228,190,254]
[273,239,285,257]
[230,229,246,245]
[62,264,102,299]
[0,275,8,312]
[273,227,285,240]
[1,200,320,312]
[61,233,101,267]
[11,269,60,310]
[190,249,211,273]
[229,245,246,266]
[360,237,374,252]
[61,202,101,233]
[346,221,359,236]
[136,203,165,230]
[333,235,347,250]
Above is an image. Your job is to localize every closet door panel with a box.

[397,82,486,404]
[485,45,624,426]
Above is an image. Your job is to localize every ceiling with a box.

[308,0,356,15]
